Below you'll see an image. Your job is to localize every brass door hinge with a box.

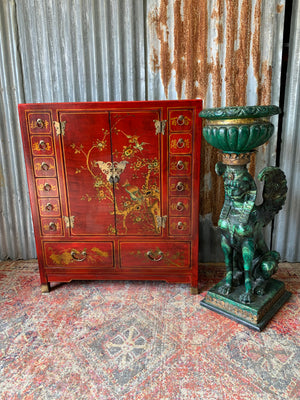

[53,121,66,136]
[153,120,167,135]
[156,215,167,228]
[63,216,75,228]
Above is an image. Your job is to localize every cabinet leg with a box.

[191,286,199,295]
[41,283,50,293]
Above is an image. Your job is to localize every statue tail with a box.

[256,167,287,226]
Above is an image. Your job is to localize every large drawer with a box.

[119,241,191,268]
[44,242,114,267]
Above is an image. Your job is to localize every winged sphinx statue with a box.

[216,163,287,304]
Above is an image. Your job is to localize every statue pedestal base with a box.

[201,279,291,331]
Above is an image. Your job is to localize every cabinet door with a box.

[110,110,162,235]
[60,111,116,235]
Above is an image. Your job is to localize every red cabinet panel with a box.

[169,110,193,132]
[36,178,59,197]
[169,155,192,176]
[169,177,192,196]
[169,217,191,236]
[169,197,191,216]
[110,111,162,236]
[38,198,61,217]
[33,157,56,177]
[44,242,114,268]
[31,135,54,156]
[119,241,191,269]
[60,111,115,236]
[169,133,192,154]
[27,112,52,134]
[41,218,63,236]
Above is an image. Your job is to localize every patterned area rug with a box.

[0,260,299,400]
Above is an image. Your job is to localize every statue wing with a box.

[257,167,287,226]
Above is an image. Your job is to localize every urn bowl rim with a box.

[199,105,281,120]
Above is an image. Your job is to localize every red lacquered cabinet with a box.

[18,100,202,293]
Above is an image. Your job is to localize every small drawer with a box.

[36,178,59,197]
[31,135,54,156]
[33,157,56,177]
[169,156,192,176]
[28,112,51,134]
[120,241,191,268]
[169,197,190,216]
[44,242,114,267]
[41,218,63,236]
[38,198,61,217]
[169,177,192,196]
[169,217,191,236]
[169,133,192,154]
[169,110,193,132]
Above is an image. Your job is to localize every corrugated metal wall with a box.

[0,0,35,259]
[0,0,298,261]
[273,0,300,261]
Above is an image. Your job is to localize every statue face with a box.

[224,176,251,200]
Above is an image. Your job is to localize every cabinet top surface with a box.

[18,99,203,111]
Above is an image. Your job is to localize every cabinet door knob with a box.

[177,138,185,148]
[49,222,57,231]
[39,140,47,150]
[177,221,184,230]
[147,250,164,262]
[176,160,185,170]
[41,162,49,171]
[36,118,45,128]
[45,203,53,211]
[44,183,52,191]
[177,115,185,125]
[176,181,185,192]
[176,202,184,211]
[71,250,87,262]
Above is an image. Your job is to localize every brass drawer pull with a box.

[44,183,52,192]
[176,202,185,212]
[45,203,54,211]
[71,250,87,262]
[49,222,57,231]
[176,160,185,170]
[177,221,184,230]
[36,118,45,128]
[39,140,47,150]
[147,250,164,262]
[177,115,185,126]
[176,181,185,192]
[177,138,185,148]
[41,162,49,171]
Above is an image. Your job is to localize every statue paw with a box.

[253,278,267,296]
[239,291,254,304]
[218,283,232,296]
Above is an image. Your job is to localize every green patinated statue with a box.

[216,162,287,304]
[199,106,290,328]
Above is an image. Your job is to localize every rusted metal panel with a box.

[147,0,286,260]
[147,0,284,104]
